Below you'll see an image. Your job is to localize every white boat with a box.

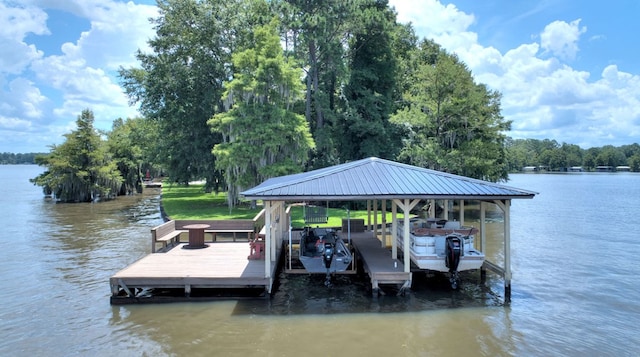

[396,218,485,288]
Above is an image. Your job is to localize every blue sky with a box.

[1,0,639,153]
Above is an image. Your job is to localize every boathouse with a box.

[241,157,537,300]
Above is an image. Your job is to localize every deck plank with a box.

[348,232,412,284]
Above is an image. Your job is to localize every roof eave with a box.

[241,194,536,201]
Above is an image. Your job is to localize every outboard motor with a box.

[445,235,463,289]
[323,243,334,269]
[323,242,335,287]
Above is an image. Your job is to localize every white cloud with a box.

[540,19,586,61]
[0,3,47,75]
[0,0,157,151]
[0,77,48,122]
[389,0,639,148]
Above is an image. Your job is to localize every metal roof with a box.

[241,157,537,201]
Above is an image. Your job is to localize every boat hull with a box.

[299,227,353,273]
[397,219,485,272]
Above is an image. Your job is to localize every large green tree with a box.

[391,40,510,182]
[334,0,402,161]
[119,0,270,189]
[106,117,162,194]
[208,20,315,207]
[278,0,362,168]
[30,110,122,202]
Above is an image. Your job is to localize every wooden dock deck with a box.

[111,230,412,303]
[347,231,412,296]
[110,242,276,304]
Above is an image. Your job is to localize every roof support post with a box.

[373,199,379,245]
[264,201,272,279]
[381,199,387,247]
[429,199,435,218]
[494,199,512,303]
[459,200,465,225]
[367,200,372,231]
[480,201,486,253]
[391,200,398,259]
[393,198,420,273]
[443,199,449,220]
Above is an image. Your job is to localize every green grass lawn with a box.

[160,183,405,228]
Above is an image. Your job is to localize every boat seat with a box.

[444,221,461,229]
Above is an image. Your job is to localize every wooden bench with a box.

[151,220,187,252]
[175,219,255,242]
[206,220,255,242]
[151,219,257,252]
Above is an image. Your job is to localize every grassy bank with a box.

[160,183,405,228]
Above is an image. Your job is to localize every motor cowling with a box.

[445,235,463,273]
[323,243,334,269]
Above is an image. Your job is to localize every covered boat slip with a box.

[348,231,412,296]
[242,157,536,301]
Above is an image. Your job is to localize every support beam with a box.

[264,201,272,279]
[480,202,486,253]
[479,201,487,282]
[429,199,435,218]
[393,198,420,273]
[373,199,379,245]
[118,279,132,297]
[366,200,372,231]
[381,199,387,247]
[494,199,512,303]
[391,200,398,259]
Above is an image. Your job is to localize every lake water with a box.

[1,165,639,356]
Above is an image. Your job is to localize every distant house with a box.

[595,166,614,172]
[569,166,584,172]
[616,166,631,172]
[522,166,539,172]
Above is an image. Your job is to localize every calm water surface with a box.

[1,165,638,356]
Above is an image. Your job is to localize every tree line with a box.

[25,111,640,202]
[28,0,639,203]
[0,152,45,164]
[506,139,640,172]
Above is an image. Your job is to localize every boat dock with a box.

[347,231,412,296]
[110,242,276,304]
[110,229,412,303]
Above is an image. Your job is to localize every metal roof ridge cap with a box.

[241,157,376,195]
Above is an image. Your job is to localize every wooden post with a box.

[373,199,379,245]
[393,198,420,273]
[403,199,411,272]
[264,201,272,280]
[367,200,372,231]
[391,200,398,259]
[480,201,487,283]
[381,199,387,247]
[503,199,512,303]
[494,199,512,304]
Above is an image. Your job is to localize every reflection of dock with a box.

[110,242,276,304]
[348,231,412,296]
